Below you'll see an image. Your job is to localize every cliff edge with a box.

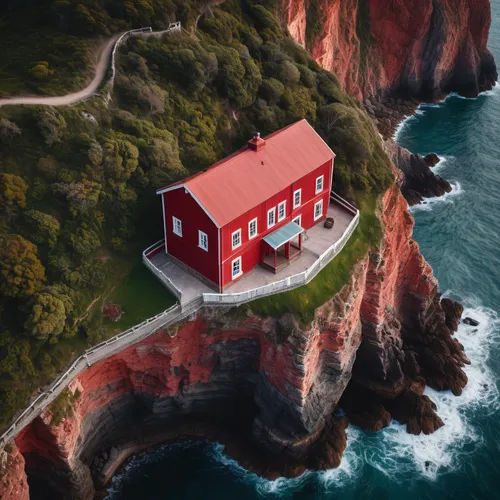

[1,186,466,499]
[282,0,497,100]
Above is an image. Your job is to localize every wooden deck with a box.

[148,201,355,304]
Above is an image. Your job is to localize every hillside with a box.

[0,0,392,428]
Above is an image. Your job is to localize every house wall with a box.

[220,159,334,290]
[162,189,220,288]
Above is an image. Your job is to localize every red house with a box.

[157,119,335,292]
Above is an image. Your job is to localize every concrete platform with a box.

[148,202,355,305]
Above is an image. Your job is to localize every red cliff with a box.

[282,0,497,100]
[1,184,466,499]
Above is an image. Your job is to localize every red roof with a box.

[157,119,335,227]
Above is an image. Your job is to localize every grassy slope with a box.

[0,0,393,428]
[249,195,380,323]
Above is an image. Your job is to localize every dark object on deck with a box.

[463,317,479,327]
[324,217,334,229]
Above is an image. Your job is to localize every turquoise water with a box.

[107,4,500,499]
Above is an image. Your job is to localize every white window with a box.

[314,200,324,221]
[316,175,324,194]
[278,201,286,222]
[267,207,276,228]
[232,256,242,279]
[248,218,258,239]
[198,230,208,251]
[293,189,302,208]
[232,229,241,250]
[173,216,182,237]
[292,215,301,227]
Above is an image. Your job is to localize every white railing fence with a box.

[202,208,360,306]
[0,301,187,448]
[142,241,183,301]
[0,193,359,448]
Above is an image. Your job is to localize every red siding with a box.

[163,189,219,287]
[220,160,333,289]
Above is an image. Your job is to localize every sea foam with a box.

[410,181,463,212]
[363,295,499,482]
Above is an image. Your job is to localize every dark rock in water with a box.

[463,317,480,326]
[424,153,440,167]
[384,141,452,206]
[441,298,464,331]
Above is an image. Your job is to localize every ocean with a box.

[106,3,500,498]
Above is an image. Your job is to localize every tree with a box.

[147,137,186,185]
[29,61,53,80]
[36,109,67,146]
[37,156,59,179]
[279,60,300,85]
[0,119,21,144]
[0,234,45,298]
[70,225,100,256]
[0,173,28,214]
[24,285,74,342]
[259,78,284,105]
[102,138,139,181]
[24,210,61,248]
[117,75,166,115]
[52,179,101,214]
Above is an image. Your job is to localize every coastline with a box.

[99,98,470,493]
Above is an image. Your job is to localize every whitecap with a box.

[430,155,455,174]
[410,181,463,212]
[320,426,364,489]
[393,113,419,141]
[362,295,499,482]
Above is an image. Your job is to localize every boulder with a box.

[463,317,479,327]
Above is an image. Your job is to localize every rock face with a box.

[384,138,452,205]
[0,443,29,500]
[1,184,467,499]
[282,0,498,100]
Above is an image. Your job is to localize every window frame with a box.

[267,207,276,229]
[314,199,324,221]
[172,216,182,237]
[248,217,258,240]
[293,189,302,209]
[292,215,302,227]
[231,256,242,280]
[315,175,324,194]
[198,230,208,251]
[231,229,242,250]
[277,201,286,222]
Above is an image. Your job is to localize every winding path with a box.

[0,23,181,107]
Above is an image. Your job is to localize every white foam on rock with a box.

[410,181,463,212]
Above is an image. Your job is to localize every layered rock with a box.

[0,183,468,499]
[282,0,497,100]
[342,184,468,433]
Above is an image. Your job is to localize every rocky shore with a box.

[0,182,471,500]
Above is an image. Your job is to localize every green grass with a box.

[105,261,177,330]
[248,194,381,324]
[83,256,177,339]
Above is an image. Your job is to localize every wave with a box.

[393,113,419,141]
[410,181,463,212]
[442,83,500,102]
[430,155,455,174]
[362,295,500,482]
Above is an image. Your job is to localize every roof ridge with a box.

[156,119,307,193]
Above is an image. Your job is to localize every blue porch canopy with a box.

[263,222,304,250]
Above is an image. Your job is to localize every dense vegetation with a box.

[0,0,393,427]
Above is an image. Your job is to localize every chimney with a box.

[248,132,266,152]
